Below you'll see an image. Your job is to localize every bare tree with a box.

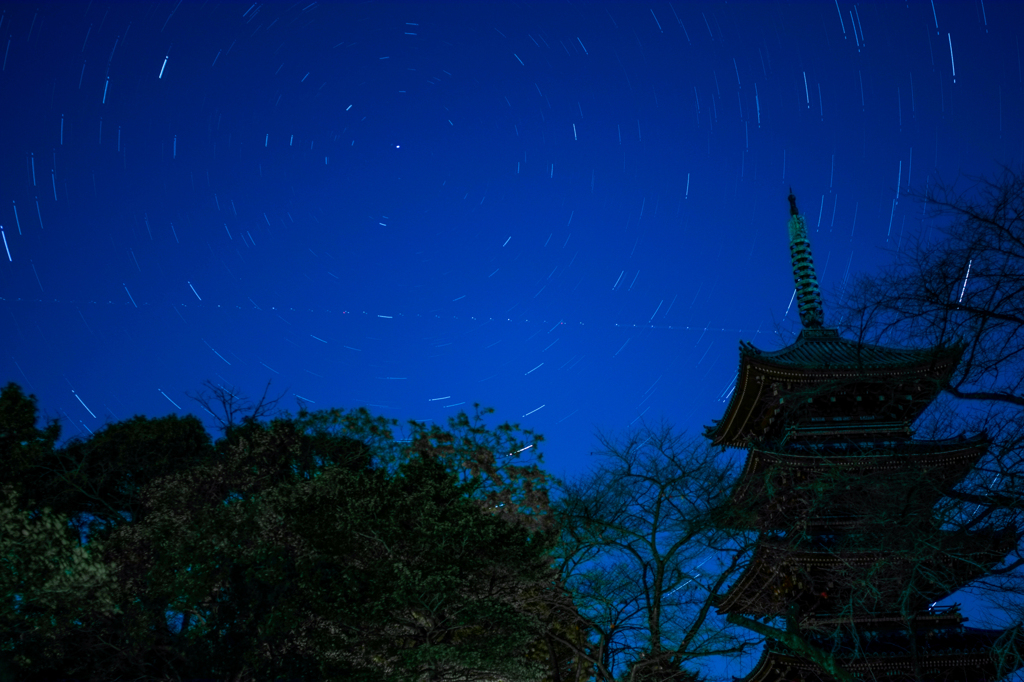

[186,379,288,437]
[548,421,759,682]
[829,164,1024,675]
[836,164,1024,547]
[839,165,1024,410]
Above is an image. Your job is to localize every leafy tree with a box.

[48,413,215,531]
[0,383,62,513]
[549,421,758,682]
[0,482,122,682]
[109,409,567,681]
[1,385,574,681]
[400,406,554,534]
[0,380,216,547]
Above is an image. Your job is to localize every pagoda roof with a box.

[723,434,990,529]
[705,328,964,448]
[738,625,1023,682]
[798,605,965,630]
[741,327,960,370]
[716,529,1013,618]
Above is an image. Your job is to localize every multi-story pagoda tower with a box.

[705,193,1022,682]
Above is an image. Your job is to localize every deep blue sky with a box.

[1,1,1022,489]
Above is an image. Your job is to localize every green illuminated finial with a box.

[787,191,824,328]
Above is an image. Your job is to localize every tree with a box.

[401,406,555,534]
[0,383,62,514]
[0,482,122,682]
[548,421,759,682]
[838,165,1024,415]
[823,164,1024,674]
[0,383,124,680]
[836,170,1024,540]
[1,385,575,681]
[186,379,287,440]
[106,428,559,681]
[0,381,217,545]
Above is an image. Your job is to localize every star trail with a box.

[0,2,1020,495]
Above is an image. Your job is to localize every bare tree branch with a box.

[551,421,759,681]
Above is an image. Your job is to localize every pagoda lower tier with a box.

[717,529,1015,620]
[739,611,1024,682]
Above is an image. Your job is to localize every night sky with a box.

[1,2,1022,485]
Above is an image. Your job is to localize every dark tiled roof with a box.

[705,329,964,447]
[723,434,991,523]
[739,626,1024,682]
[741,327,963,370]
[716,528,1013,618]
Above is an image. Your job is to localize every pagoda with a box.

[705,192,1022,682]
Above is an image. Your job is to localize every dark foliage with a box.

[0,383,575,682]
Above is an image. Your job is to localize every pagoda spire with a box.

[787,190,825,328]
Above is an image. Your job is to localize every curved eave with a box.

[728,433,991,508]
[716,540,776,615]
[705,340,964,448]
[705,347,766,447]
[716,543,923,617]
[752,347,963,379]
[739,635,1020,682]
[717,529,1012,617]
[802,609,965,629]
[754,329,964,369]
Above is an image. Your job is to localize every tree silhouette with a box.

[549,421,759,682]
